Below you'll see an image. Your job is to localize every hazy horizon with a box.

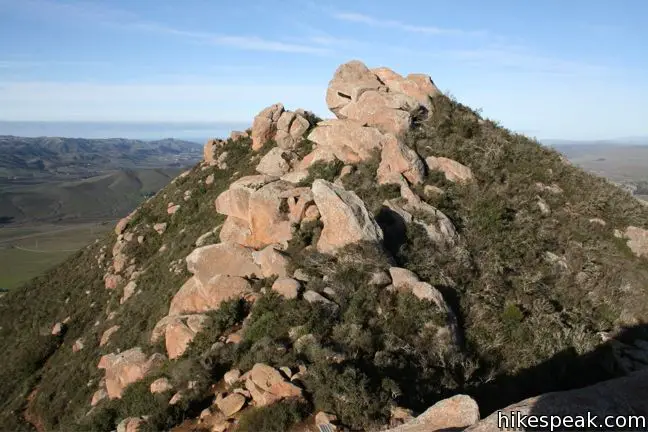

[0,120,249,143]
[1,120,647,145]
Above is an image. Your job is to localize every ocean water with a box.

[0,121,250,143]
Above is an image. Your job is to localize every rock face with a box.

[256,147,296,176]
[252,245,291,278]
[425,156,474,183]
[467,369,648,432]
[372,67,440,111]
[216,178,306,250]
[312,179,383,254]
[338,90,418,136]
[98,348,165,399]
[308,119,386,164]
[377,134,425,185]
[386,395,479,432]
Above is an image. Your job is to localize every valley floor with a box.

[0,221,113,290]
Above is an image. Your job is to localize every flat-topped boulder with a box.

[169,274,252,316]
[308,119,386,163]
[186,243,261,285]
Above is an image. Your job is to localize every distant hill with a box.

[554,143,648,188]
[0,136,201,177]
[0,168,181,224]
[0,136,202,225]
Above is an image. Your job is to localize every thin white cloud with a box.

[5,0,332,55]
[333,11,487,37]
[131,23,331,54]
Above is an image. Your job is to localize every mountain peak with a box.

[3,61,648,431]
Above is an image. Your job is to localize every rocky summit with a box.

[3,60,648,432]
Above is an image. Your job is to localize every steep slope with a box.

[0,168,182,224]
[2,61,648,432]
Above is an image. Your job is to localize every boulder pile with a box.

[144,59,466,362]
[102,59,479,428]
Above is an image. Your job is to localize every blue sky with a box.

[0,0,647,140]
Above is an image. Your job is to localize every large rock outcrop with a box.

[325,60,384,116]
[312,179,383,254]
[323,60,439,136]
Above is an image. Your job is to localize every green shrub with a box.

[237,399,309,432]
[298,159,344,186]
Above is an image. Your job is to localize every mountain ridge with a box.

[2,60,648,432]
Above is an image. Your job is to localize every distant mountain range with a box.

[0,136,201,176]
[0,136,203,225]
